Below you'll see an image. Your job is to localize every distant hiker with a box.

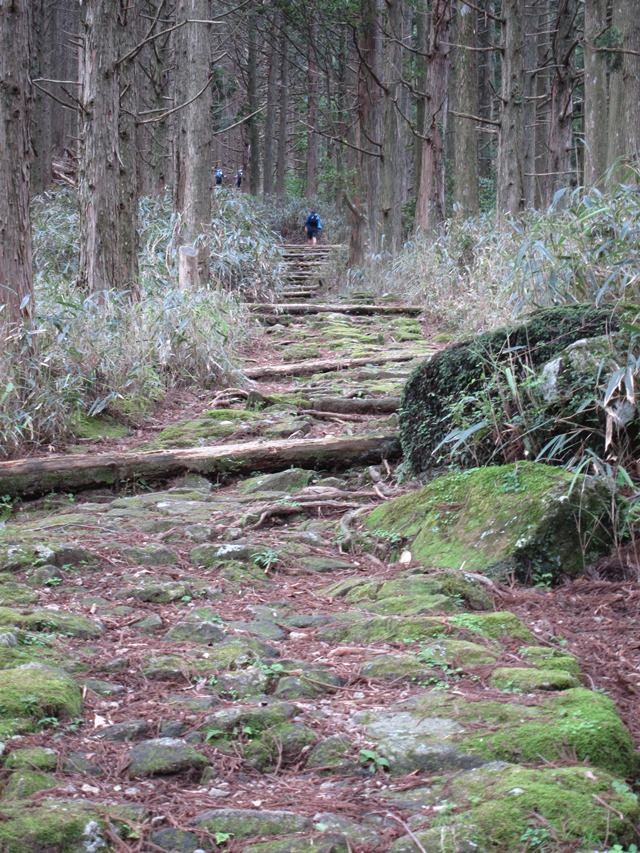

[236,169,243,189]
[305,211,322,245]
[215,167,224,186]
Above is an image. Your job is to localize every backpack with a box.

[308,213,320,228]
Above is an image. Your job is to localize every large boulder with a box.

[400,304,619,473]
[365,461,615,582]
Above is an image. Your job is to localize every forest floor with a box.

[0,248,638,852]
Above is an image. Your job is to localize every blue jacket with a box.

[306,213,322,230]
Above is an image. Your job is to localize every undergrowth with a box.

[0,189,283,457]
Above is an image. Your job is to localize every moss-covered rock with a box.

[322,570,492,615]
[242,721,318,770]
[305,735,357,774]
[128,737,209,777]
[1,770,58,800]
[489,666,579,691]
[519,645,582,677]
[143,408,265,449]
[389,763,639,852]
[194,808,312,837]
[400,304,619,472]
[0,608,104,638]
[243,834,350,853]
[5,746,58,771]
[0,663,82,736]
[0,798,140,852]
[401,687,637,777]
[365,462,614,582]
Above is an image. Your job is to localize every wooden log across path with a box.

[246,302,422,316]
[0,434,401,500]
[243,350,433,379]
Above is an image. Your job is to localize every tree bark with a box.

[0,0,34,324]
[496,0,526,218]
[545,0,579,205]
[584,0,609,185]
[380,0,409,252]
[358,0,383,252]
[414,0,452,234]
[262,13,279,196]
[453,1,479,217]
[0,435,401,500]
[78,0,139,295]
[247,5,261,195]
[306,14,320,201]
[30,0,53,195]
[275,26,289,197]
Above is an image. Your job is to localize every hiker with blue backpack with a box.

[215,167,224,186]
[305,211,322,245]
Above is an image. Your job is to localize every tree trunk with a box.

[358,0,383,252]
[247,6,261,195]
[415,0,452,234]
[380,0,408,252]
[496,0,526,218]
[78,0,139,295]
[453,1,479,217]
[583,0,609,184]
[545,0,579,205]
[0,435,401,500]
[522,0,540,207]
[306,14,320,201]
[173,0,213,284]
[275,26,289,197]
[31,0,53,195]
[619,0,640,170]
[137,0,172,195]
[0,0,34,324]
[262,13,279,196]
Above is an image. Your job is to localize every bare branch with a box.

[450,109,501,127]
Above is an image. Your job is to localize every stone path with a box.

[0,287,637,852]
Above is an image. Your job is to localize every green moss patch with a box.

[489,666,579,691]
[72,414,129,440]
[143,408,265,449]
[365,462,614,582]
[389,764,639,853]
[404,687,637,777]
[322,570,492,614]
[0,608,103,639]
[0,663,82,733]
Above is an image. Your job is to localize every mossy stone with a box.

[446,611,535,642]
[404,687,637,777]
[202,701,298,735]
[316,614,448,645]
[240,468,314,495]
[367,462,615,583]
[1,770,58,800]
[242,721,318,770]
[0,608,103,639]
[489,666,579,691]
[150,827,212,852]
[0,799,139,853]
[400,304,619,472]
[0,663,82,728]
[5,746,57,771]
[243,834,350,853]
[120,545,178,566]
[0,584,40,606]
[390,763,639,852]
[305,735,356,774]
[164,608,226,644]
[128,737,209,777]
[143,408,264,449]
[194,808,312,837]
[519,645,582,677]
[215,666,271,699]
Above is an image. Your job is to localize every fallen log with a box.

[246,303,422,316]
[243,351,432,380]
[309,396,401,415]
[0,434,401,500]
